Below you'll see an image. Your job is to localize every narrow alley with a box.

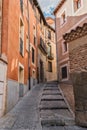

[0,82,86,130]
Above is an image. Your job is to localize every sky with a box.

[38,0,60,18]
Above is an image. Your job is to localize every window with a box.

[61,66,67,79]
[20,19,24,56]
[32,48,35,64]
[26,35,29,51]
[48,30,51,39]
[74,0,81,12]
[61,11,66,25]
[20,37,23,56]
[63,42,68,53]
[34,36,36,45]
[19,64,24,84]
[48,45,51,56]
[48,61,52,72]
[20,0,23,13]
[33,26,36,45]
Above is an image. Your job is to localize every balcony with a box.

[38,38,47,55]
[47,52,54,60]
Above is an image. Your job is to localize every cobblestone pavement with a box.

[0,83,45,130]
[0,82,86,130]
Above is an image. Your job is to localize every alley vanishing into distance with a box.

[0,81,86,130]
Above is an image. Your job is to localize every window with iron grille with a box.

[61,66,67,79]
[48,61,52,72]
[32,48,35,63]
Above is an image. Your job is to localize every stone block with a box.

[0,82,4,94]
[0,64,5,81]
[71,71,87,127]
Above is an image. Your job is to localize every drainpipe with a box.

[0,0,2,57]
[55,15,59,82]
[27,0,31,90]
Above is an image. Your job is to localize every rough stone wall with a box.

[69,35,87,73]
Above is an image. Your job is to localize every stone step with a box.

[41,95,64,101]
[39,101,68,110]
[41,116,75,126]
[42,92,61,96]
[40,109,73,119]
[42,90,61,95]
[44,87,59,91]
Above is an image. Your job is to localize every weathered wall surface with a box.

[69,35,87,73]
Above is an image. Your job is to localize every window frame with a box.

[60,10,67,26]
[62,41,68,55]
[60,64,69,81]
[48,61,52,72]
[19,17,24,57]
[73,0,83,13]
[32,47,35,64]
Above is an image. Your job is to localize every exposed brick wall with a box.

[69,35,87,73]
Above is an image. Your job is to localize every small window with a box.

[74,0,81,12]
[32,48,35,64]
[34,36,36,45]
[48,30,51,39]
[48,61,52,72]
[61,11,66,25]
[20,19,24,56]
[20,0,23,13]
[61,66,67,79]
[20,37,23,56]
[63,42,68,53]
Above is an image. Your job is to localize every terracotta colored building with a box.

[0,0,39,116]
[0,0,57,117]
[54,0,87,83]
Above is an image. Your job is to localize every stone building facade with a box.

[54,0,87,82]
[63,23,87,127]
[45,18,57,81]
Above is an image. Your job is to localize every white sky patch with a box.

[38,0,60,17]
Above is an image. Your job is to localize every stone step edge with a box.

[40,117,75,126]
[39,107,68,111]
[41,99,64,101]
